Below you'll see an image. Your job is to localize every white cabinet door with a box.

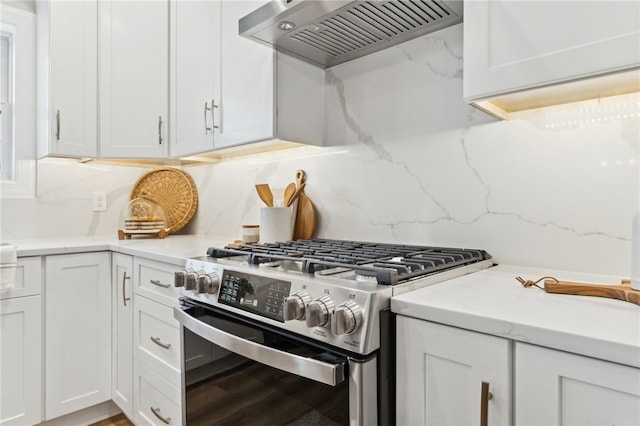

[46,0,98,158]
[396,317,511,426]
[169,0,220,157]
[515,342,640,426]
[99,0,169,158]
[0,295,42,426]
[44,252,111,420]
[214,0,276,149]
[112,253,134,419]
[463,1,640,103]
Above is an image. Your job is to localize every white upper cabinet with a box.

[463,0,640,118]
[99,0,169,158]
[213,0,325,150]
[37,0,98,158]
[214,0,275,149]
[38,0,324,160]
[169,0,220,157]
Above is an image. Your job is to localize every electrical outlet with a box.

[93,191,107,212]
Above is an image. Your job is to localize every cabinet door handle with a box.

[55,110,61,141]
[150,336,171,350]
[150,406,171,424]
[211,98,219,130]
[204,101,212,134]
[149,279,170,288]
[480,381,493,426]
[158,116,163,144]
[122,272,131,307]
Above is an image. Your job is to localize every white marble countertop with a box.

[391,264,640,368]
[10,235,229,266]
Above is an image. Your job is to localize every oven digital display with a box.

[218,270,291,322]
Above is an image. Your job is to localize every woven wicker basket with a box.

[130,168,198,234]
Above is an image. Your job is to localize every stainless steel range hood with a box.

[239,0,463,69]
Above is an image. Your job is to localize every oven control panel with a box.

[218,270,291,322]
[176,258,383,354]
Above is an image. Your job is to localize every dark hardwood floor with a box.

[89,413,134,426]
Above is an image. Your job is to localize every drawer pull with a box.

[151,406,171,424]
[150,336,171,350]
[150,279,170,288]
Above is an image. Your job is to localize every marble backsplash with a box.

[1,24,638,276]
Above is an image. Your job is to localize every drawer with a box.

[134,295,181,386]
[1,257,42,300]
[134,257,180,307]
[134,359,182,426]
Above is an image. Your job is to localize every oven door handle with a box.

[174,307,346,386]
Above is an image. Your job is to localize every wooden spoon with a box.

[283,182,296,207]
[255,184,273,207]
[293,170,316,240]
[285,183,305,207]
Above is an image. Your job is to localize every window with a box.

[1,25,15,181]
[0,4,36,198]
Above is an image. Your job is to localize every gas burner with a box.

[206,239,492,286]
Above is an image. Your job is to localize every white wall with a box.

[1,24,638,276]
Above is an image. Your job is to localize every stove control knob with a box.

[283,291,311,321]
[185,271,199,291]
[174,268,194,288]
[331,301,363,335]
[197,273,219,294]
[306,296,334,328]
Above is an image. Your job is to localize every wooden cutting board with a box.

[544,279,640,306]
[293,170,316,240]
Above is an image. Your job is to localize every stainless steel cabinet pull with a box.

[55,110,60,141]
[158,116,163,144]
[211,99,219,130]
[150,406,171,424]
[150,336,171,350]
[122,272,131,307]
[480,381,493,426]
[150,279,170,288]
[204,101,212,134]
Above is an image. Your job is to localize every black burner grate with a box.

[206,239,491,285]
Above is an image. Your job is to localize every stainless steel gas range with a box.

[173,239,493,425]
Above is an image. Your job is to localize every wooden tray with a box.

[130,168,198,234]
[118,228,169,240]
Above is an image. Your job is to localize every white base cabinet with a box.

[0,296,42,426]
[397,316,640,426]
[0,256,42,426]
[44,252,111,420]
[515,342,640,426]
[396,317,511,426]
[133,360,182,426]
[112,253,134,419]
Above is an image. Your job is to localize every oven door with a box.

[174,303,378,426]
